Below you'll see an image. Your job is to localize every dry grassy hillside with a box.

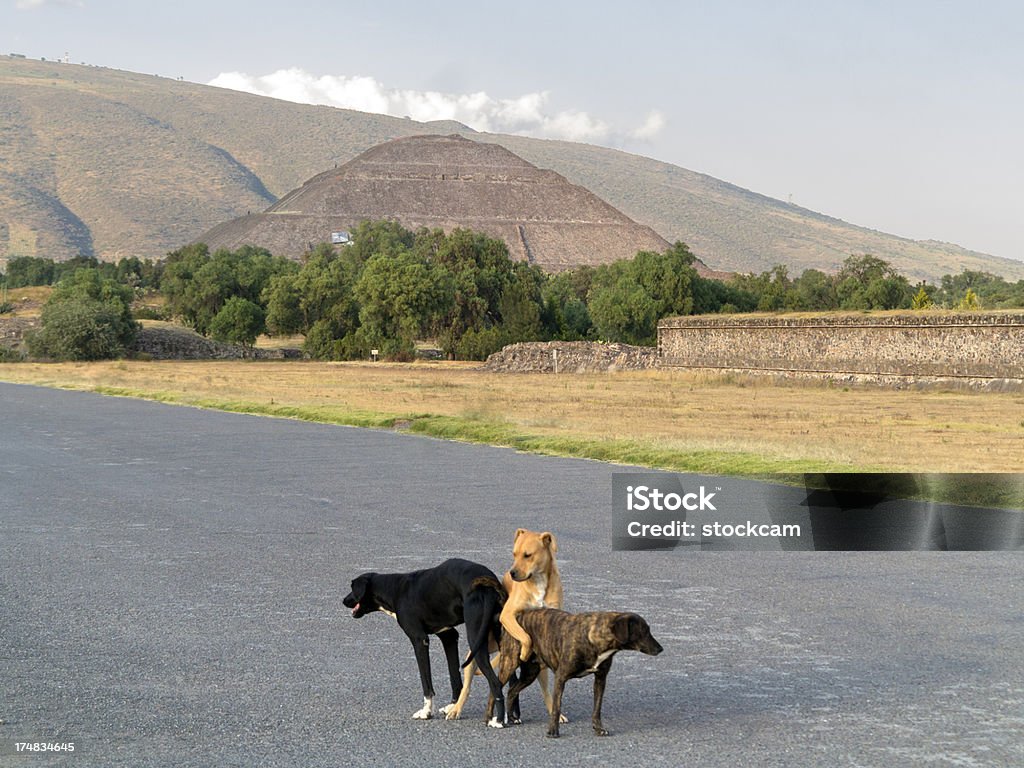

[2,55,1022,282]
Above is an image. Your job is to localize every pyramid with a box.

[199,134,702,273]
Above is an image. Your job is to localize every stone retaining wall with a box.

[658,312,1024,379]
[484,341,658,373]
[133,327,299,360]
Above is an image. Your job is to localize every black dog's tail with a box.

[460,576,506,669]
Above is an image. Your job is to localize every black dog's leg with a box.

[465,590,507,728]
[487,645,518,723]
[408,631,436,719]
[547,675,568,738]
[469,627,506,727]
[592,659,613,736]
[437,628,462,706]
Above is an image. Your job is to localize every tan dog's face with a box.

[508,528,557,582]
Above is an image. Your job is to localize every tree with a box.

[423,228,533,357]
[161,244,294,336]
[353,250,453,357]
[454,326,508,361]
[911,285,934,310]
[956,288,981,310]
[3,256,56,288]
[787,269,839,311]
[588,276,658,345]
[936,270,1022,308]
[587,243,700,345]
[756,265,790,311]
[26,269,138,360]
[343,220,416,271]
[630,243,698,318]
[263,244,357,341]
[497,269,543,343]
[835,254,912,310]
[27,299,129,360]
[542,268,596,340]
[208,297,266,346]
[161,243,211,330]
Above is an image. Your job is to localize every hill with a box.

[2,55,1022,282]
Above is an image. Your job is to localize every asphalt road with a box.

[1,382,1021,767]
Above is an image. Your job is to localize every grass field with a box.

[2,360,1022,483]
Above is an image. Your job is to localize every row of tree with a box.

[2,254,162,290]
[4,221,1023,361]
[158,224,744,356]
[728,256,1024,312]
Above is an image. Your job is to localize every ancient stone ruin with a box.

[199,134,707,274]
[483,341,658,373]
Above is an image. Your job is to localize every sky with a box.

[4,0,1023,262]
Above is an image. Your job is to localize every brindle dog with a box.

[487,608,663,737]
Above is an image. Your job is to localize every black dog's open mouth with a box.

[351,603,360,616]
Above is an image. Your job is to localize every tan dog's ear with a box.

[514,528,527,542]
[541,532,557,554]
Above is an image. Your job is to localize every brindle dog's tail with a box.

[461,576,506,669]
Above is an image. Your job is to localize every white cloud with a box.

[631,110,667,140]
[208,68,664,146]
[16,0,83,9]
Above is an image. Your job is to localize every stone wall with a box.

[484,341,658,373]
[658,312,1024,379]
[133,326,299,360]
[0,317,37,352]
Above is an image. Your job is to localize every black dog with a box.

[487,608,663,737]
[343,558,509,726]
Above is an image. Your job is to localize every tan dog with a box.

[444,528,564,722]
[501,529,564,661]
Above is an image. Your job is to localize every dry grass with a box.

[2,360,1022,474]
[0,285,51,318]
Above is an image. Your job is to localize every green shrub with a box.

[455,326,509,360]
[132,305,167,321]
[27,298,133,360]
[208,297,265,347]
[25,269,138,360]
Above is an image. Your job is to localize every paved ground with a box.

[1,382,1021,767]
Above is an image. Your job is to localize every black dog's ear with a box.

[348,573,372,601]
[346,573,374,610]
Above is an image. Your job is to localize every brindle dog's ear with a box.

[612,614,632,645]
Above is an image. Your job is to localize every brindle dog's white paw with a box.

[559,713,569,723]
[487,717,504,729]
